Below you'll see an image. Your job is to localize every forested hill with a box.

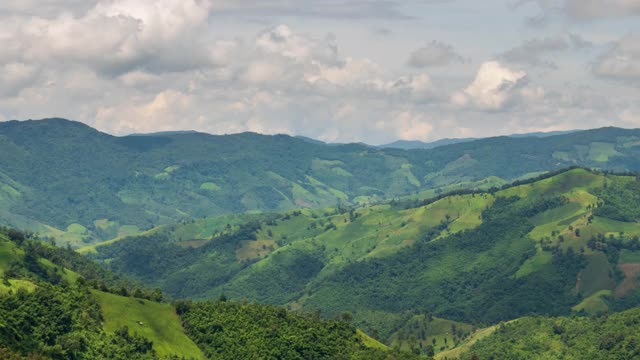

[88,168,640,356]
[0,226,422,359]
[2,118,640,245]
[456,307,640,359]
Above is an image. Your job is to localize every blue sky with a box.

[0,0,638,144]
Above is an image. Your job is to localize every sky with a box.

[0,0,638,144]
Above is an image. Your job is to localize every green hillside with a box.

[92,290,204,359]
[3,119,640,247]
[457,307,640,359]
[90,168,640,355]
[177,299,420,360]
[0,228,176,359]
[0,227,421,359]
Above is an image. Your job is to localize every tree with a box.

[150,288,163,302]
[424,345,435,357]
[1,273,10,287]
[133,288,145,299]
[340,312,353,322]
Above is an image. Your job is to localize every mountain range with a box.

[2,119,640,358]
[0,119,639,247]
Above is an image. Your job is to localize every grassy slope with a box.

[92,290,204,359]
[357,329,389,350]
[388,316,474,355]
[502,170,640,299]
[271,170,640,336]
[200,192,493,302]
[1,230,169,353]
[435,324,501,360]
[79,213,267,254]
[0,236,38,294]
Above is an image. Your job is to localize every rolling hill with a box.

[2,119,640,247]
[452,307,640,359]
[0,227,420,359]
[87,168,640,356]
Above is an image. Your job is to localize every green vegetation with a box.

[0,226,422,359]
[302,195,585,325]
[93,290,203,359]
[461,308,640,359]
[593,175,640,222]
[90,168,640,356]
[435,324,502,359]
[3,120,640,247]
[388,315,474,355]
[0,283,162,360]
[5,119,640,358]
[0,228,168,359]
[572,290,611,315]
[176,299,421,360]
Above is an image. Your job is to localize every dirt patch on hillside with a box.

[614,264,640,297]
[236,239,277,262]
[295,199,314,207]
[401,239,415,247]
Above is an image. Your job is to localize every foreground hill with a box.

[2,119,640,246]
[0,227,421,359]
[89,168,640,355]
[450,307,640,359]
[0,227,201,359]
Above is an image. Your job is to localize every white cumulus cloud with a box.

[451,61,539,111]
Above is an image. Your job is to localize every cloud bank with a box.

[0,0,638,144]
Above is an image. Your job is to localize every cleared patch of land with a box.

[615,264,640,297]
[236,239,278,261]
[92,290,204,359]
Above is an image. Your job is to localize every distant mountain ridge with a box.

[378,138,477,150]
[128,130,201,136]
[0,118,639,246]
[378,129,578,150]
